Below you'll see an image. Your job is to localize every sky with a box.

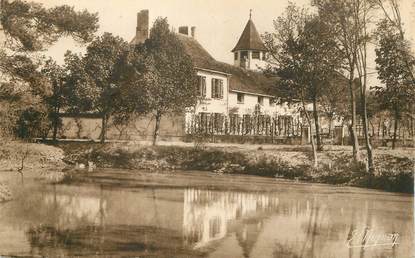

[16,0,415,85]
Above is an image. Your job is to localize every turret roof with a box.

[232,19,266,52]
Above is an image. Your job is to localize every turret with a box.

[232,10,267,70]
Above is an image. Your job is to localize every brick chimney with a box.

[134,10,149,44]
[178,26,189,36]
[191,26,196,38]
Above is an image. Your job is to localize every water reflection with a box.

[0,175,413,258]
[182,188,413,258]
[183,188,279,250]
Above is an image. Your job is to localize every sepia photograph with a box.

[0,0,414,257]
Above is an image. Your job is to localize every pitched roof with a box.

[177,34,276,96]
[232,19,267,52]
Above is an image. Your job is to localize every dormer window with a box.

[252,51,260,59]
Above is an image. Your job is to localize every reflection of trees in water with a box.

[24,184,107,257]
[4,184,106,229]
[24,186,207,257]
[26,224,206,257]
[183,188,279,250]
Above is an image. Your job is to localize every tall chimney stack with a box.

[178,26,189,36]
[134,10,149,44]
[191,26,196,38]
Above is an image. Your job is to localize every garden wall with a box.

[57,113,186,141]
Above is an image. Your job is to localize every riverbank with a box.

[0,141,66,172]
[0,141,412,194]
[0,141,67,202]
[59,142,414,193]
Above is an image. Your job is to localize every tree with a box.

[111,45,151,125]
[0,0,98,139]
[313,0,378,173]
[66,33,128,143]
[263,4,343,166]
[138,18,198,146]
[354,0,376,173]
[319,73,351,137]
[41,59,66,141]
[374,19,415,149]
[0,0,98,51]
[373,0,415,83]
[312,0,362,162]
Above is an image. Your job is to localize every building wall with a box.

[58,113,185,141]
[228,91,300,117]
[192,68,300,118]
[194,70,229,115]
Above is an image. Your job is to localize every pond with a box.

[0,169,413,258]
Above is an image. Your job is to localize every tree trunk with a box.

[348,72,360,161]
[361,93,374,173]
[52,107,60,142]
[100,113,108,144]
[153,111,162,146]
[312,96,323,151]
[377,118,381,137]
[302,97,318,167]
[369,120,375,137]
[328,115,333,139]
[392,110,399,150]
[356,0,374,175]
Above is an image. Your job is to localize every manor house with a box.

[59,10,304,142]
[131,10,300,137]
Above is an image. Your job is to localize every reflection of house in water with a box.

[183,188,279,250]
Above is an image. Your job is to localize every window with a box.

[269,98,276,106]
[252,51,260,59]
[197,76,206,98]
[237,93,244,103]
[234,52,238,61]
[240,51,248,60]
[211,78,224,99]
[258,96,264,105]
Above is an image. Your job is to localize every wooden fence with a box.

[186,113,303,137]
